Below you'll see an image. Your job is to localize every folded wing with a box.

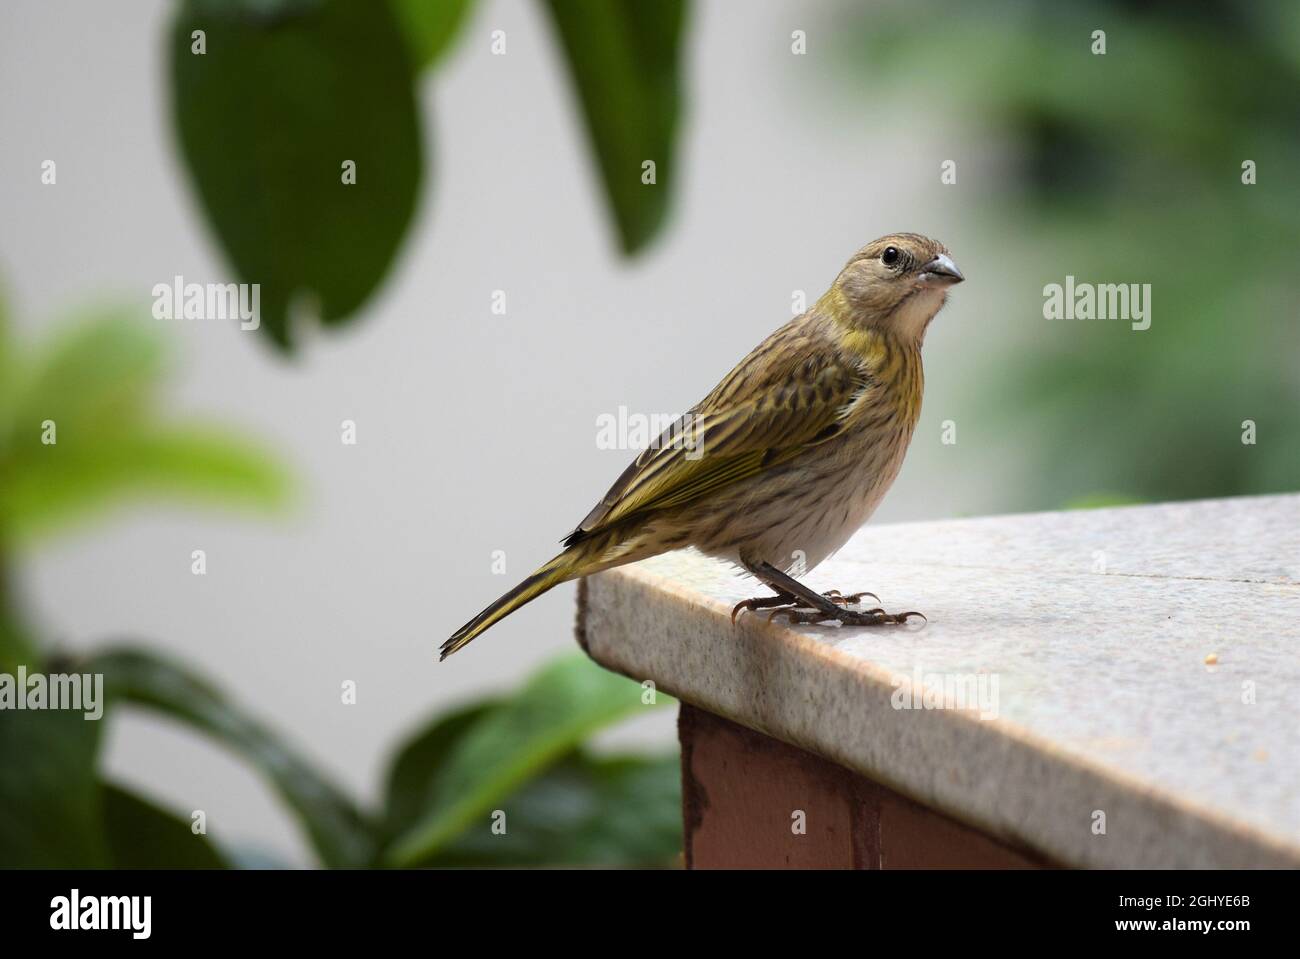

[565,335,872,546]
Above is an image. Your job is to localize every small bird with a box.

[442,233,963,659]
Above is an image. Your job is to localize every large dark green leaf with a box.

[392,0,474,68]
[91,646,375,866]
[101,781,227,868]
[424,751,681,867]
[0,555,38,675]
[0,612,36,678]
[0,701,109,867]
[0,702,228,868]
[540,0,687,254]
[382,699,501,844]
[170,0,423,348]
[384,654,666,865]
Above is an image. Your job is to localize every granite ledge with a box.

[576,494,1300,868]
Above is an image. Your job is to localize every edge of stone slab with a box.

[854,490,1299,533]
[575,563,1300,869]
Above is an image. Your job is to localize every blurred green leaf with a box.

[540,0,687,254]
[0,699,229,868]
[0,551,38,675]
[0,312,288,541]
[2,310,165,452]
[425,751,681,867]
[0,426,289,541]
[0,703,109,867]
[92,646,375,866]
[384,653,665,865]
[392,0,474,68]
[382,698,500,844]
[170,0,423,349]
[101,781,227,868]
[0,279,14,418]
[0,623,37,679]
[0,617,36,677]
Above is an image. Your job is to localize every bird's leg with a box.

[743,561,865,616]
[730,590,796,624]
[744,561,924,627]
[730,589,877,624]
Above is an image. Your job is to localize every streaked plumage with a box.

[442,233,963,658]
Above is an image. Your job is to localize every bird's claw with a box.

[733,588,919,628]
[767,605,923,627]
[730,593,794,624]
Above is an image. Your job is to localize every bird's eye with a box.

[881,246,900,267]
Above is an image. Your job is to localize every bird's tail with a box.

[440,547,589,660]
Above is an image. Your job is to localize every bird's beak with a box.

[920,253,964,285]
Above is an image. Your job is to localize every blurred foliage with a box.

[0,701,112,866]
[0,295,679,867]
[0,300,287,677]
[101,782,227,869]
[542,0,688,253]
[171,0,423,350]
[0,308,288,545]
[2,0,694,868]
[1,650,678,868]
[170,0,689,350]
[426,753,682,867]
[0,295,284,867]
[840,0,1300,506]
[92,646,376,867]
[383,654,668,865]
[393,0,475,67]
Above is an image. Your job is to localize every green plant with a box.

[0,298,281,866]
[0,301,288,674]
[0,299,679,868]
[2,646,678,868]
[2,0,694,866]
[170,0,689,349]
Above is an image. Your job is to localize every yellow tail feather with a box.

[440,550,582,660]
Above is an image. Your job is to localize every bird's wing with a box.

[566,330,872,544]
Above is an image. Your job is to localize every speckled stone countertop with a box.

[577,493,1300,868]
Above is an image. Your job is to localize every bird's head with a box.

[828,233,963,341]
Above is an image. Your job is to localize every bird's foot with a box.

[733,589,895,624]
[820,589,879,607]
[730,591,795,624]
[767,594,924,627]
[734,561,924,629]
